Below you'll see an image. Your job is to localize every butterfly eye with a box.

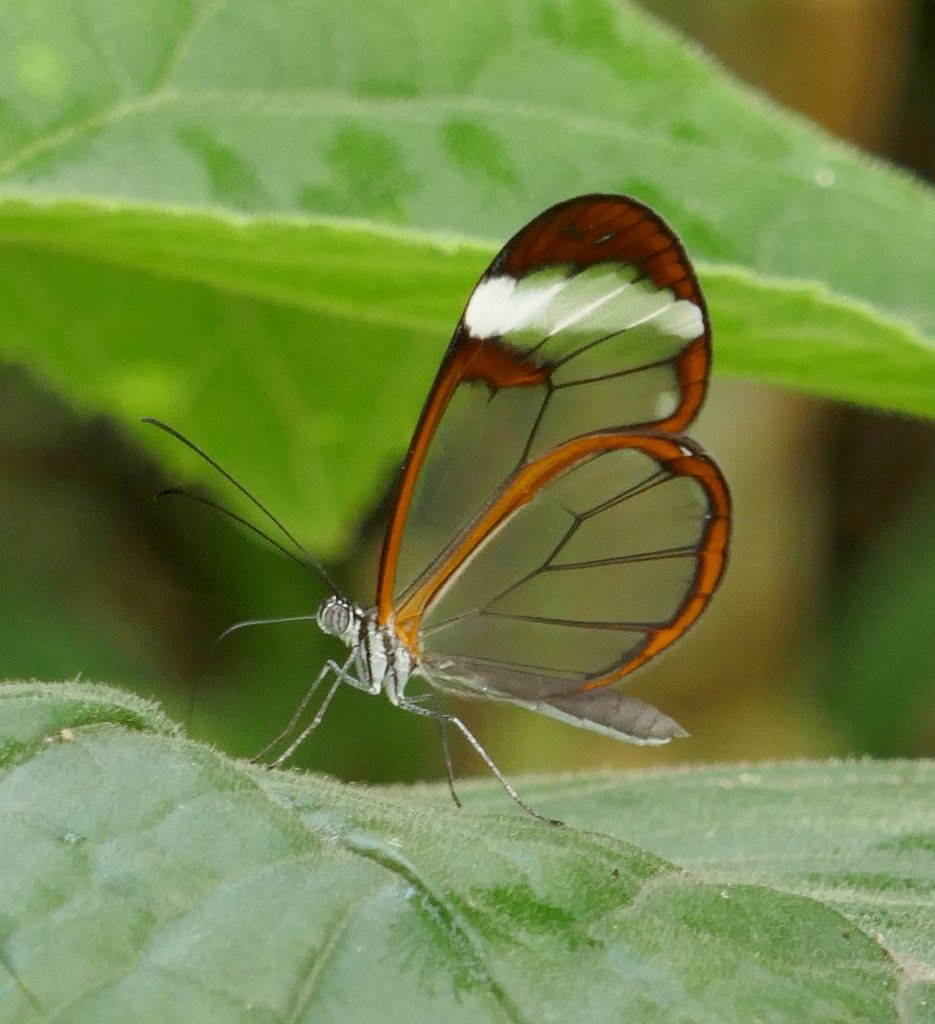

[317,597,352,638]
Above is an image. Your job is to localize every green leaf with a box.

[1,0,934,551]
[2,683,930,1023]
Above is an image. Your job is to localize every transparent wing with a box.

[377,195,711,616]
[375,195,729,717]
[403,432,727,685]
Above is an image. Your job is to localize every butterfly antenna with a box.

[157,487,315,576]
[144,418,341,595]
[214,614,319,648]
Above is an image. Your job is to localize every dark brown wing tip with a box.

[498,194,705,307]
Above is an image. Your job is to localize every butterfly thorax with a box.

[316,595,414,704]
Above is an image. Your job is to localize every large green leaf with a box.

[2,682,931,1023]
[1,0,934,551]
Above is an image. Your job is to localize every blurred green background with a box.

[0,0,933,786]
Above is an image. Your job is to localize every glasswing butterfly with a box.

[148,194,730,824]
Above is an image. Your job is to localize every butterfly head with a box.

[316,595,360,645]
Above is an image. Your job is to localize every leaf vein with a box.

[151,0,234,92]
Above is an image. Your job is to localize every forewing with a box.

[377,195,712,623]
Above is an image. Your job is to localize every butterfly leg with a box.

[253,653,355,766]
[407,697,462,808]
[397,698,563,826]
[435,717,463,809]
